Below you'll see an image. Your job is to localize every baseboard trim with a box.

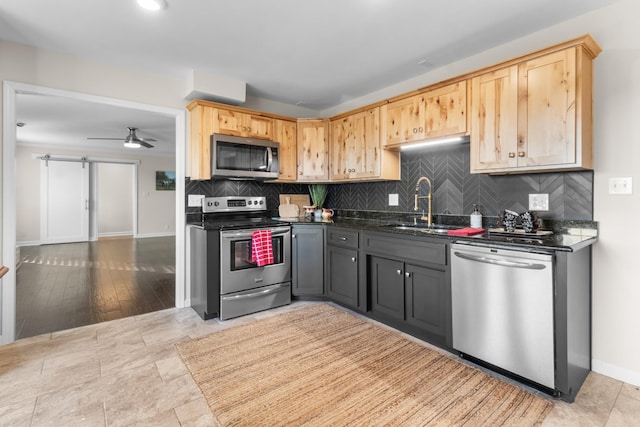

[16,240,41,247]
[592,358,640,387]
[98,232,133,238]
[135,232,176,239]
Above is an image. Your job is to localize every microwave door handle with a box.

[266,147,273,172]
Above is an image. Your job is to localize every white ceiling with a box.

[1,0,620,155]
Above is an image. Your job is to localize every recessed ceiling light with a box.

[137,0,167,11]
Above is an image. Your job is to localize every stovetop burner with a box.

[195,196,289,230]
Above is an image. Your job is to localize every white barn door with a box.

[40,160,90,244]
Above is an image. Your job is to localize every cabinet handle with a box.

[413,128,418,134]
[508,152,516,158]
[292,234,296,238]
[351,257,357,262]
[418,127,423,132]
[405,272,411,278]
[339,237,347,241]
[396,269,403,275]
[518,151,525,157]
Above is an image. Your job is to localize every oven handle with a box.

[221,283,288,301]
[221,226,290,239]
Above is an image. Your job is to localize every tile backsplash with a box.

[186,144,593,220]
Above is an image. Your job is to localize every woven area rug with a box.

[176,304,553,426]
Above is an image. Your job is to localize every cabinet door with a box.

[213,108,273,139]
[405,264,446,336]
[246,114,274,139]
[330,108,381,181]
[470,66,519,172]
[274,119,298,182]
[297,120,329,181]
[381,94,424,146]
[369,256,405,321]
[292,226,324,296]
[326,245,359,308]
[518,48,577,167]
[213,107,245,136]
[188,104,216,180]
[422,81,467,139]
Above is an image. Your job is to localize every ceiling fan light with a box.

[124,141,141,148]
[137,0,167,11]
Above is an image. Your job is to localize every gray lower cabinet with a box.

[405,264,446,337]
[325,227,363,310]
[370,256,404,321]
[365,231,450,347]
[291,225,324,296]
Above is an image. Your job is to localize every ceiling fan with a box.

[87,127,156,148]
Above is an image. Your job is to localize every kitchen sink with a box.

[382,224,457,234]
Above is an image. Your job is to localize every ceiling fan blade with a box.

[138,140,154,148]
[87,137,123,140]
[139,138,157,142]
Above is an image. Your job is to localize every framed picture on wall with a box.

[156,171,176,191]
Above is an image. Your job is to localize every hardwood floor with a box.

[15,236,175,340]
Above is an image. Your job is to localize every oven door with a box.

[220,226,291,294]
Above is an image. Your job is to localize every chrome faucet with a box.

[414,176,433,226]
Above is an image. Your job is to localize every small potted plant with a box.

[308,184,328,219]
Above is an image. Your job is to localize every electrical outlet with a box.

[608,177,633,195]
[188,194,205,207]
[388,194,399,206]
[529,194,549,211]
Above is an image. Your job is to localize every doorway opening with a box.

[2,81,186,344]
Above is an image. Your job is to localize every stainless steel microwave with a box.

[210,133,280,180]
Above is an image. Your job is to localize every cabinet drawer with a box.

[326,228,359,249]
[363,232,446,266]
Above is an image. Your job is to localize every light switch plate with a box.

[388,194,399,206]
[529,194,549,211]
[188,194,205,207]
[609,177,633,195]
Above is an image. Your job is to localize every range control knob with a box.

[214,201,219,207]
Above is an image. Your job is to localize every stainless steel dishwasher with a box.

[450,242,555,389]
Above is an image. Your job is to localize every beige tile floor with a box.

[0,301,638,426]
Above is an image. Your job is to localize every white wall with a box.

[98,163,133,236]
[15,145,175,242]
[324,0,640,387]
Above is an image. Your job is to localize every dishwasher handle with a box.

[453,251,547,270]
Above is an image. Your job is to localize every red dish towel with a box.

[447,227,486,237]
[251,229,274,267]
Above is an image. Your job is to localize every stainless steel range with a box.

[189,196,291,320]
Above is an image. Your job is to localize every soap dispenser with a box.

[470,204,483,229]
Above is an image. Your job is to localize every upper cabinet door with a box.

[297,119,329,181]
[381,95,424,146]
[214,107,273,139]
[470,66,519,172]
[330,108,381,181]
[421,81,467,140]
[382,81,467,148]
[518,48,577,167]
[273,119,298,182]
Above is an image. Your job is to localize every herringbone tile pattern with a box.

[185,145,594,220]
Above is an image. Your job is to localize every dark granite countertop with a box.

[274,214,598,253]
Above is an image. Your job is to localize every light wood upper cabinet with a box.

[273,119,298,182]
[214,107,274,139]
[330,107,400,181]
[469,66,519,171]
[470,44,595,174]
[381,81,467,148]
[297,119,329,181]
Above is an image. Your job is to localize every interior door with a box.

[40,160,90,244]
